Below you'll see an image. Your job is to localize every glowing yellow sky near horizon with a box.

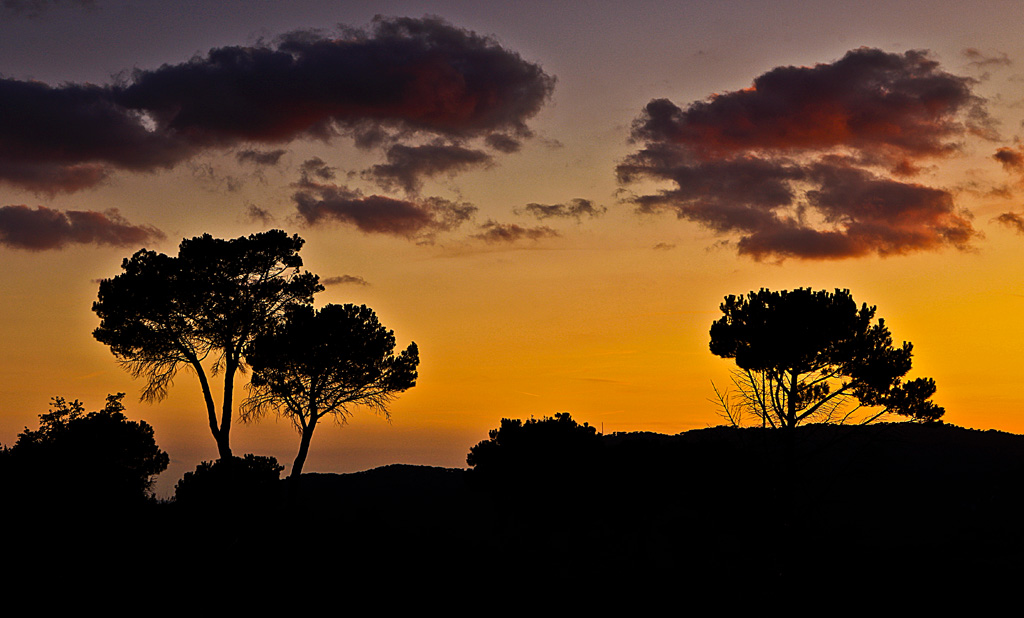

[3,1,1024,498]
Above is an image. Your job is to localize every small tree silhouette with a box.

[174,454,284,510]
[709,288,944,428]
[466,412,603,490]
[92,230,322,459]
[242,304,419,478]
[6,393,169,507]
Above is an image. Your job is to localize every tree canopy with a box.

[5,393,169,507]
[92,229,321,458]
[242,303,419,477]
[467,413,601,472]
[709,288,944,427]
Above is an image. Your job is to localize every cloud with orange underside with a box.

[618,48,989,261]
[0,16,554,196]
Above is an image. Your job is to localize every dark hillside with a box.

[8,422,1024,594]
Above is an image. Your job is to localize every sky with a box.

[3,0,1024,496]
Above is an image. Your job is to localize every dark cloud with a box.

[0,79,189,194]
[322,275,370,287]
[245,204,275,224]
[618,48,987,260]
[0,205,163,251]
[517,198,606,220]
[299,157,336,182]
[963,48,1012,69]
[485,133,523,153]
[293,179,475,240]
[117,16,554,144]
[0,16,554,193]
[994,212,1024,234]
[363,143,492,193]
[992,146,1024,190]
[236,148,287,166]
[471,221,559,243]
[653,242,676,250]
[994,146,1024,172]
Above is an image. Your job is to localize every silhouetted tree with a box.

[92,230,322,459]
[709,288,944,428]
[466,412,603,489]
[174,454,284,510]
[242,304,419,478]
[6,393,169,507]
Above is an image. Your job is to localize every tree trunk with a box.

[218,352,239,460]
[290,415,318,478]
[192,358,232,459]
[786,370,799,428]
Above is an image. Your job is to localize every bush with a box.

[466,412,603,491]
[5,393,169,509]
[174,454,284,509]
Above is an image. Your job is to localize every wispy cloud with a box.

[0,205,163,251]
[517,198,606,220]
[994,212,1024,234]
[236,148,287,167]
[322,275,370,287]
[293,174,476,241]
[471,221,559,243]
[963,48,1012,69]
[363,142,493,193]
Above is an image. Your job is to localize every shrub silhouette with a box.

[466,412,603,491]
[174,454,284,509]
[5,393,169,508]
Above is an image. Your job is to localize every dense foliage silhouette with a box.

[92,230,322,458]
[242,303,419,477]
[466,412,603,493]
[709,288,944,427]
[3,393,168,508]
[174,453,284,509]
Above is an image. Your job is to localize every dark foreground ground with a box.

[9,422,1024,599]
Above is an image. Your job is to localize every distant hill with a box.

[10,422,1024,595]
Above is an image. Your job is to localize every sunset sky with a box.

[4,0,1024,496]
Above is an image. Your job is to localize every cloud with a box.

[992,145,1024,189]
[994,212,1024,234]
[322,275,370,287]
[236,148,287,166]
[118,16,554,144]
[517,198,606,220]
[363,142,492,193]
[0,16,554,193]
[188,161,242,192]
[299,157,336,182]
[471,221,559,243]
[0,79,190,194]
[963,48,1012,69]
[293,179,476,240]
[994,146,1024,172]
[618,48,987,260]
[653,242,676,250]
[485,133,523,153]
[245,204,275,224]
[0,205,163,251]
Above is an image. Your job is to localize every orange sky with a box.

[2,1,1024,496]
